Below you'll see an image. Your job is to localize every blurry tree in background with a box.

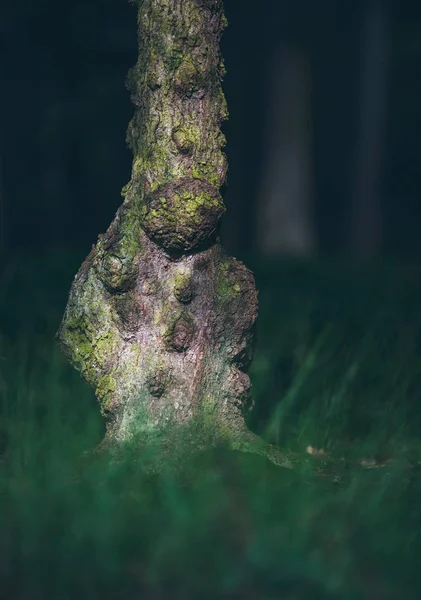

[350,0,390,258]
[0,157,5,259]
[384,0,421,257]
[257,42,316,257]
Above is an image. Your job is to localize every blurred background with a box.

[1,0,420,264]
[2,7,421,596]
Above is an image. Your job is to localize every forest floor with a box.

[0,250,421,599]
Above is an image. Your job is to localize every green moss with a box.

[217,131,227,148]
[58,263,123,398]
[215,275,230,300]
[96,374,117,401]
[100,254,129,292]
[144,142,176,192]
[152,299,180,330]
[140,182,225,253]
[191,145,227,187]
[94,330,119,356]
[172,267,194,303]
[172,127,196,154]
[130,156,146,182]
[200,393,218,422]
[174,59,200,96]
[215,260,242,302]
[218,88,229,121]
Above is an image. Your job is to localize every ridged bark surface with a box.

[57,0,264,452]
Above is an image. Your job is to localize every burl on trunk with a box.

[57,0,282,462]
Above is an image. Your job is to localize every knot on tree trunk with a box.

[140,178,225,255]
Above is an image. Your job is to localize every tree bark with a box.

[57,0,285,462]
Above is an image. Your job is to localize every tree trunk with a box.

[57,0,285,462]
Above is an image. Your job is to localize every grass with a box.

[1,250,421,599]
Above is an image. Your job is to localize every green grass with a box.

[1,251,421,599]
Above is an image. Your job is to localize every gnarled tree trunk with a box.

[57,0,288,465]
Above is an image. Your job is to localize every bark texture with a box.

[56,0,272,456]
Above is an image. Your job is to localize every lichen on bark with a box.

[57,0,290,467]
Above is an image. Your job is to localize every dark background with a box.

[1,0,420,262]
[2,6,421,597]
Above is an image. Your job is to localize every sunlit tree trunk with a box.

[257,43,316,257]
[57,0,289,465]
